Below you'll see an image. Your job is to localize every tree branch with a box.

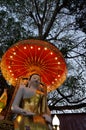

[57,89,86,104]
[47,22,76,40]
[66,51,86,58]
[41,0,48,24]
[49,103,86,110]
[34,0,41,22]
[43,1,67,39]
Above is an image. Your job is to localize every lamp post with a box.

[52,114,60,130]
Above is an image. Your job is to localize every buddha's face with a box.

[30,74,41,83]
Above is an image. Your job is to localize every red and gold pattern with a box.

[1,39,67,92]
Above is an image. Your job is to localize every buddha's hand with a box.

[22,110,35,116]
[42,114,51,123]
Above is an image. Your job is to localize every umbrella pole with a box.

[44,83,47,113]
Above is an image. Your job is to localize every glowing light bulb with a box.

[30,46,33,49]
[50,52,53,55]
[13,52,16,55]
[10,55,13,58]
[58,62,61,65]
[38,47,41,50]
[44,47,47,50]
[24,46,27,49]
[55,57,58,60]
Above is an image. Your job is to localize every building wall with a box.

[53,113,86,130]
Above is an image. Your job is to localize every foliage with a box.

[65,0,86,33]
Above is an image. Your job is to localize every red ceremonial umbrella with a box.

[1,39,67,92]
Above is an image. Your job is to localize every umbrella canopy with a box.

[1,39,67,92]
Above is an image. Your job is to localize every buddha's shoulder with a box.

[18,85,26,91]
